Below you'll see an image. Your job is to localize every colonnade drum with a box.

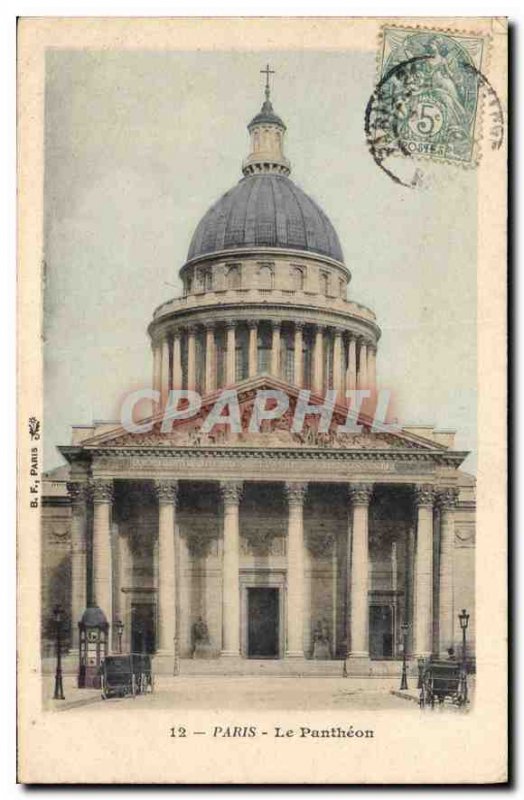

[151,320,377,399]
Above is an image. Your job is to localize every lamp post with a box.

[52,604,65,700]
[400,622,409,691]
[116,619,124,654]
[458,608,470,704]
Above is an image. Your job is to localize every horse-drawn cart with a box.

[419,659,468,708]
[100,654,154,699]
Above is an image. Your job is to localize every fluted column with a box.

[345,335,357,394]
[225,322,236,385]
[248,321,258,378]
[312,325,324,394]
[413,484,436,658]
[333,328,343,396]
[357,338,368,390]
[346,483,373,666]
[293,322,304,387]
[187,325,197,390]
[91,480,114,624]
[204,323,216,394]
[154,480,178,664]
[437,487,459,656]
[270,321,281,378]
[220,481,243,657]
[172,330,182,389]
[67,482,88,649]
[285,482,307,658]
[161,336,171,405]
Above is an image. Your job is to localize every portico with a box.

[64,445,464,675]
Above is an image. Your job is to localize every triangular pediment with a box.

[72,374,448,453]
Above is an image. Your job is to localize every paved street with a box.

[44,675,427,712]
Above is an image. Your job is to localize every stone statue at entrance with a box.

[312,618,331,660]
[191,616,214,659]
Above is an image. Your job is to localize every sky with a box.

[43,49,477,472]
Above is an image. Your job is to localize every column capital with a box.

[436,486,460,510]
[270,319,281,331]
[248,320,258,331]
[294,320,305,332]
[348,482,374,506]
[186,324,199,336]
[224,320,236,331]
[66,481,88,506]
[204,321,216,332]
[414,483,436,508]
[172,328,182,340]
[333,327,343,339]
[91,479,114,505]
[220,480,243,505]
[284,481,308,507]
[154,479,179,505]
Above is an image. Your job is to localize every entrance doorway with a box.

[369,605,394,658]
[247,588,279,658]
[131,602,156,654]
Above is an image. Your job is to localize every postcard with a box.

[17,16,507,784]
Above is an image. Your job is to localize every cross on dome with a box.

[260,63,275,102]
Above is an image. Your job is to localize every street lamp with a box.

[116,619,124,654]
[458,608,470,704]
[400,622,409,691]
[52,604,65,700]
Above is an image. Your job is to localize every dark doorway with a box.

[369,605,394,658]
[131,603,156,654]
[247,588,279,658]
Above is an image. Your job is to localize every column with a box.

[220,480,243,657]
[118,530,133,652]
[367,344,377,395]
[204,323,216,394]
[357,339,368,390]
[161,335,170,405]
[413,484,436,658]
[270,321,281,378]
[172,330,182,389]
[248,321,258,378]
[187,326,197,390]
[285,482,307,658]
[345,335,357,394]
[152,340,162,410]
[91,479,114,624]
[154,480,178,663]
[333,328,343,397]
[346,483,373,665]
[437,487,459,656]
[293,322,304,387]
[312,325,324,394]
[67,482,88,649]
[225,322,236,385]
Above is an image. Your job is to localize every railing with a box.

[153,288,376,322]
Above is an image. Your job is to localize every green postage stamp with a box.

[378,27,486,164]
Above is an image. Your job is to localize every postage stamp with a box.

[376,27,486,166]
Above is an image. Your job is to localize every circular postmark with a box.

[365,33,504,187]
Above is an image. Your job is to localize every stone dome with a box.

[187,173,344,263]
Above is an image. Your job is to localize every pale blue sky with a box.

[43,50,477,471]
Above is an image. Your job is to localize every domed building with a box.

[44,76,476,678]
